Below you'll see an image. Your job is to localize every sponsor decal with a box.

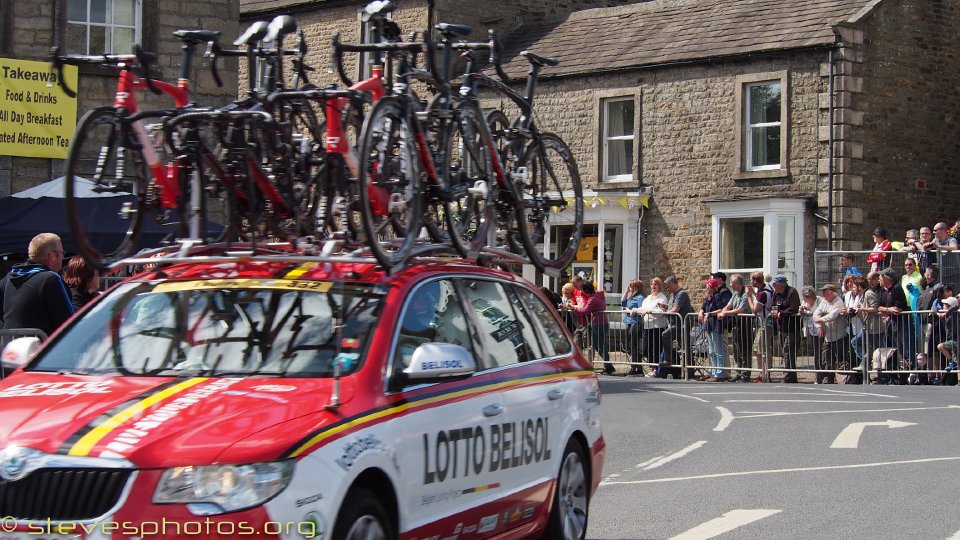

[252,384,297,393]
[477,514,498,534]
[509,506,523,523]
[153,278,332,294]
[421,487,462,506]
[335,435,385,470]
[422,417,551,485]
[462,524,477,534]
[284,370,592,459]
[522,503,536,520]
[0,380,111,397]
[421,482,502,506]
[296,493,323,507]
[460,482,500,494]
[420,359,464,370]
[67,378,240,457]
[340,337,360,348]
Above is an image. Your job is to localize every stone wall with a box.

[524,51,825,294]
[0,0,239,197]
[848,0,960,246]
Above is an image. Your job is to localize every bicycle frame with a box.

[327,65,387,178]
[112,68,193,209]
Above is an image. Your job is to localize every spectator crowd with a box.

[559,219,960,385]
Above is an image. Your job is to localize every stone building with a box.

[500,0,960,297]
[239,0,959,298]
[0,0,240,197]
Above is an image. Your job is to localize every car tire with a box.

[332,486,394,540]
[544,438,590,540]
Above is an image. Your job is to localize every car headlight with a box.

[153,461,294,515]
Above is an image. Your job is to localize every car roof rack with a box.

[110,237,558,276]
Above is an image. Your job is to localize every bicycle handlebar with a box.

[332,32,425,87]
[265,87,360,105]
[49,45,161,98]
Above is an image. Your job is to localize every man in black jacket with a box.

[771,274,802,383]
[0,233,74,337]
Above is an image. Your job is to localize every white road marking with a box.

[830,420,917,448]
[714,406,734,432]
[693,391,863,396]
[805,387,900,398]
[636,455,666,469]
[736,405,960,418]
[656,390,709,403]
[726,400,924,404]
[947,528,960,540]
[600,455,960,486]
[668,509,781,540]
[642,441,707,471]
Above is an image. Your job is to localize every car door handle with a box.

[482,404,504,417]
[547,389,565,401]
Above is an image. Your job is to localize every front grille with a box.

[0,468,131,520]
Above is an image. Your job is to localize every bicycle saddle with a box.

[233,21,269,46]
[362,0,397,22]
[435,23,472,38]
[520,50,559,67]
[265,15,297,43]
[174,30,221,45]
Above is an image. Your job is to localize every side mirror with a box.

[1,337,40,375]
[403,343,476,382]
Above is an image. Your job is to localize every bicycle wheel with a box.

[442,101,494,256]
[513,132,584,270]
[357,96,423,268]
[65,106,150,271]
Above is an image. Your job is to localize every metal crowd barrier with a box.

[582,308,960,385]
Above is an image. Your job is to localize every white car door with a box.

[387,278,508,534]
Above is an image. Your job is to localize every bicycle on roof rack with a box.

[53,0,584,277]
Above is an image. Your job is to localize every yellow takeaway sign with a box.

[0,57,78,159]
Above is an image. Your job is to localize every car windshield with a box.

[29,278,386,377]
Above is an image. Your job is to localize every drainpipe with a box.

[827,47,835,249]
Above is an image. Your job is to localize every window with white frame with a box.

[710,199,805,290]
[745,81,781,170]
[67,0,141,55]
[601,97,635,182]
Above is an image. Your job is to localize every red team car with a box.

[0,256,604,540]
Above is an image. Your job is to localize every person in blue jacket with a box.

[0,233,74,337]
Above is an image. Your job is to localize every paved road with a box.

[587,377,960,539]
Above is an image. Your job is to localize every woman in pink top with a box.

[566,281,611,374]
